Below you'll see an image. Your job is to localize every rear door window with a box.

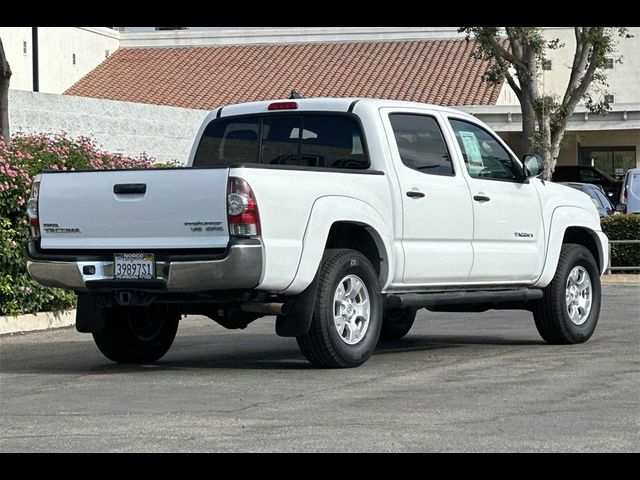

[389,114,454,176]
[193,114,369,170]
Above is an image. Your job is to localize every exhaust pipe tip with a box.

[240,302,288,316]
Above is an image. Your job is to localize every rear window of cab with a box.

[193,114,369,170]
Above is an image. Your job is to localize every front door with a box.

[382,109,474,284]
[446,116,545,283]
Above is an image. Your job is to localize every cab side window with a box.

[449,118,519,181]
[389,114,454,176]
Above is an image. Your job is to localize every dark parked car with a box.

[553,166,622,202]
[559,182,616,217]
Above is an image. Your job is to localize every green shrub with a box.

[601,214,640,271]
[0,132,170,316]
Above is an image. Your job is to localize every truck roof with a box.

[216,97,475,120]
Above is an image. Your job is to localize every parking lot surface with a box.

[1,284,638,452]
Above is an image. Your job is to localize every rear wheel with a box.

[92,306,180,364]
[380,308,416,341]
[533,244,601,344]
[297,249,382,368]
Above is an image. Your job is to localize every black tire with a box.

[380,308,416,341]
[92,306,180,364]
[533,243,601,344]
[297,249,382,368]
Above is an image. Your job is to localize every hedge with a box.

[601,214,640,271]
[0,132,178,316]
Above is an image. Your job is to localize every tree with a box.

[459,27,632,179]
[0,36,11,144]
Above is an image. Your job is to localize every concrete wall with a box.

[8,90,208,163]
[0,27,119,94]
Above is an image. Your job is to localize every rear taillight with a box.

[26,180,40,238]
[227,177,261,237]
[623,186,628,202]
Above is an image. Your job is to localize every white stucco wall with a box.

[8,90,208,163]
[0,27,33,91]
[0,27,119,94]
[496,27,640,106]
[539,27,640,105]
[119,27,466,48]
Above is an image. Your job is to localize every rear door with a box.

[38,168,230,250]
[445,115,545,283]
[381,108,474,284]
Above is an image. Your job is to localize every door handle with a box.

[406,191,425,199]
[473,195,491,203]
[114,184,147,195]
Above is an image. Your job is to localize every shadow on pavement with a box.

[0,331,545,375]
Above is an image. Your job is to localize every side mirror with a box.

[523,154,544,178]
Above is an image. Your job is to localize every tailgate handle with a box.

[114,184,147,195]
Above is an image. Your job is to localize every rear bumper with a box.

[25,239,263,292]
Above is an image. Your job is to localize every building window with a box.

[542,59,552,71]
[580,146,636,178]
[72,53,76,65]
[23,41,27,55]
[604,94,615,104]
[605,58,614,69]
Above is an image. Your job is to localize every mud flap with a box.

[75,294,107,333]
[275,276,320,337]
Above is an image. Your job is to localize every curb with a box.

[601,275,640,285]
[0,310,76,335]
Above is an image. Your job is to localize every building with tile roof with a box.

[2,27,638,175]
[64,39,504,109]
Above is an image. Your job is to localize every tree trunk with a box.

[520,98,537,155]
[540,115,553,180]
[549,123,568,179]
[0,37,11,144]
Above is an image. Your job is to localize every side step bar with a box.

[386,289,543,309]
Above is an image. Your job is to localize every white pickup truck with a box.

[25,98,608,368]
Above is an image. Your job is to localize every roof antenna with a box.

[288,89,304,99]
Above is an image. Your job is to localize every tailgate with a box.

[38,168,230,250]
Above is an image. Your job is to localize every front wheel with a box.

[533,244,601,344]
[297,249,382,368]
[92,306,180,364]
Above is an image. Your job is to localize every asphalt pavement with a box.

[1,284,638,452]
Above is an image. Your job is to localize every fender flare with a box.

[534,206,607,288]
[275,196,394,337]
[282,195,394,295]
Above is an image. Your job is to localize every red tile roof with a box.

[65,40,503,109]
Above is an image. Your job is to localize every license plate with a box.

[114,253,155,280]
